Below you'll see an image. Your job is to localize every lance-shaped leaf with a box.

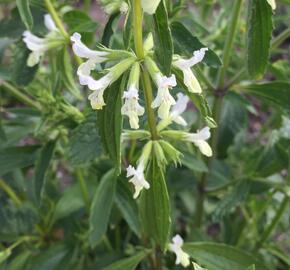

[102,12,120,47]
[240,81,290,111]
[0,145,40,176]
[97,77,126,174]
[171,21,221,68]
[102,250,150,270]
[34,141,56,203]
[89,170,117,247]
[246,0,273,79]
[16,0,33,30]
[139,156,171,250]
[184,242,269,270]
[115,179,141,236]
[153,0,173,76]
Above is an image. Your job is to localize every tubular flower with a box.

[126,162,150,199]
[145,57,177,119]
[267,0,276,10]
[121,62,144,129]
[174,48,208,94]
[169,235,190,268]
[121,87,145,129]
[184,126,212,157]
[151,74,177,120]
[23,14,64,67]
[170,93,189,126]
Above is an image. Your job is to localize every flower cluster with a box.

[23,14,65,67]
[69,32,213,199]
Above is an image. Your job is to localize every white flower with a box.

[141,0,161,14]
[185,127,212,157]
[70,32,108,61]
[121,86,145,129]
[267,0,276,10]
[44,14,58,31]
[22,14,63,67]
[174,48,208,94]
[170,93,189,126]
[152,74,177,120]
[126,162,150,199]
[87,73,113,110]
[169,235,190,268]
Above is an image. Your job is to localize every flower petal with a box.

[141,0,161,14]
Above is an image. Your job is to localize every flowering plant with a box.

[0,0,290,269]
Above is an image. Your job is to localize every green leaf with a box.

[246,0,273,79]
[181,152,208,173]
[89,170,117,247]
[24,245,68,270]
[102,250,150,270]
[0,249,11,265]
[68,112,102,166]
[102,12,120,47]
[11,41,38,86]
[212,179,251,221]
[97,77,125,174]
[63,10,98,33]
[140,156,171,251]
[34,141,56,204]
[53,183,85,222]
[184,242,269,270]
[266,246,290,267]
[171,21,222,68]
[0,9,25,39]
[217,92,247,158]
[241,81,290,112]
[6,251,31,270]
[16,0,33,30]
[247,265,256,270]
[153,0,173,76]
[115,179,140,236]
[123,5,132,49]
[57,48,81,99]
[0,145,40,176]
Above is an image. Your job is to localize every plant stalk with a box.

[75,168,90,212]
[44,0,69,40]
[256,195,289,249]
[217,0,243,89]
[1,81,42,110]
[0,179,22,207]
[133,0,158,140]
[195,0,243,227]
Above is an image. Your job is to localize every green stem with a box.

[133,0,145,59]
[256,195,289,249]
[0,179,22,207]
[2,81,41,110]
[75,169,90,212]
[133,0,158,140]
[141,71,158,140]
[217,0,243,89]
[195,0,243,228]
[44,0,69,40]
[271,27,290,50]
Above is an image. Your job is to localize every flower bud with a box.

[122,130,151,140]
[160,130,187,140]
[159,140,182,166]
[153,141,167,168]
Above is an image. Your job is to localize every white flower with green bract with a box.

[185,126,213,157]
[174,48,208,94]
[169,235,190,268]
[121,62,145,129]
[126,162,150,199]
[23,14,65,67]
[71,32,137,110]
